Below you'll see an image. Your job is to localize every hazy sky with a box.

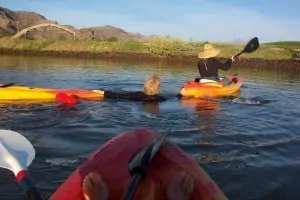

[2,0,300,42]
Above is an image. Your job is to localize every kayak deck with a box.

[50,129,228,200]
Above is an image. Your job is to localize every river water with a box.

[0,55,299,200]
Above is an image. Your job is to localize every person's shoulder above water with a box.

[103,75,166,102]
[140,94,167,102]
[104,90,166,102]
[133,92,167,102]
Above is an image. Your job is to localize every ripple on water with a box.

[0,103,91,131]
[45,158,79,166]
[0,56,300,200]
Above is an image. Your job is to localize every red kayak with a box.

[50,129,228,200]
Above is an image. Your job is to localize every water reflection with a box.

[180,98,220,136]
[142,102,160,114]
[178,97,242,165]
[179,90,241,133]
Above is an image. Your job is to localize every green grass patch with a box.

[0,37,299,60]
[263,41,300,49]
[0,37,55,50]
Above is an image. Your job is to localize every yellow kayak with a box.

[0,83,104,101]
[179,75,243,98]
[0,89,56,100]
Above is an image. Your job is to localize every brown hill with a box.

[0,6,150,41]
[79,25,146,41]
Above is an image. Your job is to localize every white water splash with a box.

[46,158,78,166]
[231,97,261,105]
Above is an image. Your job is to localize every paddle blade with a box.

[243,37,259,53]
[0,130,35,175]
[129,136,164,173]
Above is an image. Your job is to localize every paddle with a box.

[121,133,167,200]
[233,37,260,59]
[0,83,15,88]
[0,129,44,200]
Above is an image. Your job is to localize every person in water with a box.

[195,43,236,83]
[82,171,194,200]
[102,75,166,102]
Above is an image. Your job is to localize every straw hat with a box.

[197,43,220,59]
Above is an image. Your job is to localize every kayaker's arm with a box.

[214,58,233,71]
[197,60,202,74]
[195,60,204,82]
[196,60,203,78]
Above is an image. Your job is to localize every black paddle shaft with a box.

[121,135,166,200]
[121,174,142,200]
[26,187,45,200]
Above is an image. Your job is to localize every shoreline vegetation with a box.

[0,37,299,70]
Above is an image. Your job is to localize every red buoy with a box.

[55,93,77,104]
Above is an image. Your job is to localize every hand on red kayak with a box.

[83,172,109,200]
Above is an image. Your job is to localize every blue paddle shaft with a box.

[19,175,44,200]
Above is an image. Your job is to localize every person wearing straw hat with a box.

[195,43,235,83]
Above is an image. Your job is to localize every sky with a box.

[1,0,300,43]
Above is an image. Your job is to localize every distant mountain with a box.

[0,6,153,41]
[79,25,147,41]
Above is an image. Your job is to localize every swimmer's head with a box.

[144,75,161,95]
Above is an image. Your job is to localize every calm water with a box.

[0,55,299,200]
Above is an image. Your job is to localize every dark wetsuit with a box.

[104,90,166,102]
[197,58,233,81]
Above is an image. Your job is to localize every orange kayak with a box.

[50,129,228,200]
[179,75,243,98]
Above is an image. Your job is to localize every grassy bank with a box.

[0,37,300,60]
